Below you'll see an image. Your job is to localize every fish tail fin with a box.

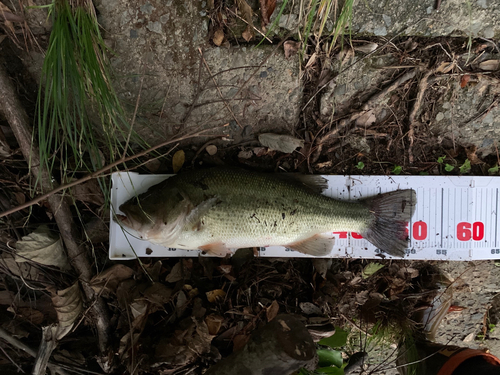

[361,189,417,257]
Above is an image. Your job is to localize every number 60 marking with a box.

[457,222,484,241]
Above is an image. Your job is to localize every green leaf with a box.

[488,164,499,174]
[459,159,471,174]
[318,328,348,349]
[172,150,185,173]
[437,156,446,163]
[444,164,455,172]
[315,366,344,375]
[298,369,312,375]
[362,263,385,279]
[317,349,343,368]
[355,161,364,170]
[392,165,402,175]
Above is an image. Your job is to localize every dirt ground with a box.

[0,0,500,374]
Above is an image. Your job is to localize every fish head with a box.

[117,199,157,235]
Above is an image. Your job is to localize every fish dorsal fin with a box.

[286,234,334,256]
[275,174,328,194]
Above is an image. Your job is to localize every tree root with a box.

[311,69,417,164]
[0,64,113,371]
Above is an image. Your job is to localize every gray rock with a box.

[94,0,302,144]
[429,74,500,157]
[351,0,500,39]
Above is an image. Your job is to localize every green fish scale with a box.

[171,169,372,248]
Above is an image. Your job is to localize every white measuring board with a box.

[109,172,500,261]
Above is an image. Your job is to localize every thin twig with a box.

[312,69,417,160]
[408,68,435,164]
[0,127,226,219]
[227,8,272,42]
[121,69,145,160]
[340,313,372,337]
[0,327,70,375]
[198,48,243,129]
[302,17,432,111]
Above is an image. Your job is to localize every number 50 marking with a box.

[457,222,484,241]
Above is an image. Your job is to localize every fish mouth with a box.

[115,214,131,227]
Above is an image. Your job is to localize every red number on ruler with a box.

[473,222,484,241]
[412,221,427,240]
[457,222,485,241]
[332,232,348,239]
[351,232,363,239]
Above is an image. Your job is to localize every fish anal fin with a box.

[199,242,231,257]
[286,235,334,256]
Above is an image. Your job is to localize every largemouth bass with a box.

[117,168,416,257]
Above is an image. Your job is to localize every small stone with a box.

[206,145,217,155]
[260,71,268,78]
[160,14,170,24]
[463,332,475,342]
[140,2,155,15]
[242,125,253,137]
[382,14,392,27]
[129,29,138,38]
[436,112,445,121]
[238,150,253,159]
[258,133,304,153]
[146,21,162,34]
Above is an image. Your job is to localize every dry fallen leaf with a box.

[355,110,377,127]
[0,2,24,22]
[213,28,224,46]
[479,60,499,71]
[206,289,226,303]
[16,225,70,270]
[50,282,83,340]
[284,40,300,59]
[172,150,185,173]
[312,258,332,279]
[260,0,276,26]
[460,74,470,88]
[435,61,455,74]
[299,302,322,315]
[466,145,483,165]
[258,133,304,153]
[232,333,250,352]
[205,314,224,335]
[71,179,105,206]
[9,306,45,325]
[154,317,214,366]
[266,300,279,322]
[166,261,183,283]
[236,0,254,41]
[353,42,378,54]
[144,283,173,306]
[90,264,134,296]
[242,27,253,42]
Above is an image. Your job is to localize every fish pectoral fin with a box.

[185,197,219,231]
[199,242,231,257]
[286,235,334,256]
